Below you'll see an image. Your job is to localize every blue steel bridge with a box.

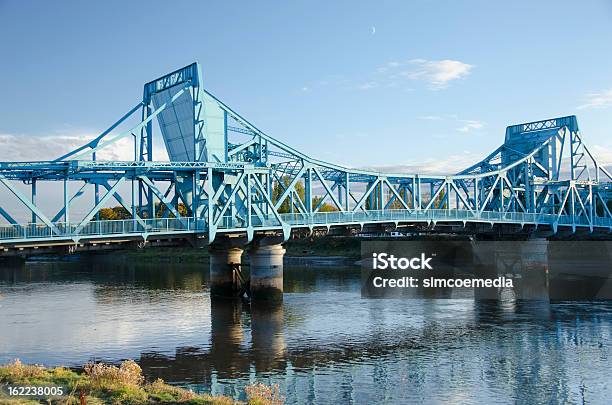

[0,62,611,256]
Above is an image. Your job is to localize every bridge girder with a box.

[0,62,611,248]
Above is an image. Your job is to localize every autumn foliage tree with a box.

[272,176,338,213]
[97,202,188,220]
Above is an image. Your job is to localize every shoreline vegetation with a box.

[123,236,362,262]
[114,235,472,263]
[21,235,479,264]
[0,360,284,405]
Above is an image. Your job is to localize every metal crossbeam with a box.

[0,62,610,248]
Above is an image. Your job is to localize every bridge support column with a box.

[515,239,549,301]
[209,245,244,298]
[472,240,549,301]
[248,244,285,302]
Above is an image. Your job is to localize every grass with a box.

[120,236,362,262]
[0,359,284,405]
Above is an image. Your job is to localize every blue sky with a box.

[1,0,611,172]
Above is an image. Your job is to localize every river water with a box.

[0,255,610,404]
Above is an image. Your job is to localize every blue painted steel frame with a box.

[0,62,610,248]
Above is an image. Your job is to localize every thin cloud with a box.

[0,132,169,162]
[363,144,612,176]
[376,61,401,73]
[357,81,379,90]
[402,59,474,89]
[457,120,485,133]
[589,144,612,165]
[416,115,485,134]
[362,152,480,175]
[577,89,612,110]
[374,59,473,90]
[306,58,473,93]
[0,133,96,161]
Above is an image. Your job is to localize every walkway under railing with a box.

[0,209,610,243]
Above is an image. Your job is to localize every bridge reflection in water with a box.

[0,247,610,403]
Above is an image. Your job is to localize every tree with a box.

[312,196,339,212]
[98,206,131,220]
[272,176,341,213]
[388,187,412,209]
[419,184,448,210]
[433,187,447,209]
[98,208,117,220]
[155,202,188,218]
[272,176,305,213]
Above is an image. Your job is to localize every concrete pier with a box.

[472,240,549,301]
[248,244,285,302]
[209,245,244,298]
[515,239,549,300]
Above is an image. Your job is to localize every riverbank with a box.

[0,360,283,405]
[118,236,362,263]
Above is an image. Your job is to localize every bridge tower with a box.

[141,63,285,302]
[141,63,229,214]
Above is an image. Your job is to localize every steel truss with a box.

[0,63,611,246]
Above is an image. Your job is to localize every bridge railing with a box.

[277,209,611,229]
[278,209,543,226]
[215,209,611,229]
[0,217,200,242]
[0,209,610,243]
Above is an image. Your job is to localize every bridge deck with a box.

[0,209,609,247]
